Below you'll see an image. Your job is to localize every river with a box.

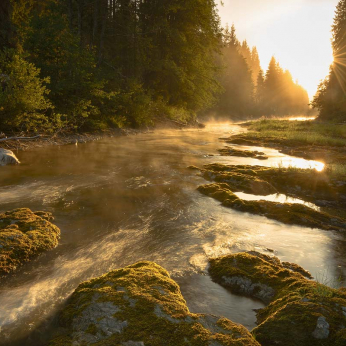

[0,123,345,345]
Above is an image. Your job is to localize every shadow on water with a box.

[0,123,345,345]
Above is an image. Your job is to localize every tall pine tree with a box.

[312,0,346,121]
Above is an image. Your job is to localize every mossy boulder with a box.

[0,208,60,276]
[198,183,346,231]
[49,261,260,346]
[209,252,346,346]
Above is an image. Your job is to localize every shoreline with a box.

[0,128,146,152]
[0,119,206,153]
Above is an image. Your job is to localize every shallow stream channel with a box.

[1,123,346,345]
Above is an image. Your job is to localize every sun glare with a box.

[218,0,339,99]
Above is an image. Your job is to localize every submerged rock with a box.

[49,261,260,346]
[198,183,346,231]
[209,252,346,346]
[0,148,20,166]
[0,208,60,276]
[218,147,268,160]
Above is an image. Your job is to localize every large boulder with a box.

[0,148,20,165]
[209,252,346,346]
[0,208,60,276]
[49,261,260,346]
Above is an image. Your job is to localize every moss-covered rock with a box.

[201,165,277,196]
[49,261,260,346]
[209,252,346,346]
[218,147,268,160]
[0,208,60,276]
[196,163,346,209]
[198,183,346,231]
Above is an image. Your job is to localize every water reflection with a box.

[235,191,320,211]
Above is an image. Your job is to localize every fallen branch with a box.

[0,135,41,142]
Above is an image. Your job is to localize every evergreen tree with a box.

[217,25,254,117]
[255,68,265,105]
[250,47,261,86]
[312,0,346,121]
[0,0,14,50]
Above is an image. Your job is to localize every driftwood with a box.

[0,135,41,142]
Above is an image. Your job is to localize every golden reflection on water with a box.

[281,157,325,172]
[288,116,316,121]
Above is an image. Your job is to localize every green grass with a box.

[246,119,346,147]
[325,163,346,177]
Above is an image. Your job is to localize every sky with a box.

[217,0,339,99]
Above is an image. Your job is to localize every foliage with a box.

[216,25,254,117]
[0,0,222,132]
[0,49,52,131]
[312,0,346,121]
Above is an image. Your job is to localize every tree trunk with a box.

[98,0,108,65]
[68,0,73,30]
[92,0,99,47]
[78,0,84,44]
[0,0,14,50]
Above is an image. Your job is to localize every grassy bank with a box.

[245,119,346,147]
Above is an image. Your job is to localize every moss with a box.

[198,183,346,231]
[0,208,60,276]
[200,165,278,196]
[49,261,260,346]
[224,133,346,164]
[218,147,268,160]
[201,163,346,204]
[209,252,346,346]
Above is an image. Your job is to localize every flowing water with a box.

[0,123,345,345]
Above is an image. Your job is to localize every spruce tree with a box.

[312,0,346,121]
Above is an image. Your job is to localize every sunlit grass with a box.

[246,119,346,147]
[325,163,346,178]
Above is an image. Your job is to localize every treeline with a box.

[216,25,310,119]
[312,0,346,122]
[0,0,221,132]
[0,1,311,133]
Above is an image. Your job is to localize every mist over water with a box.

[0,123,345,345]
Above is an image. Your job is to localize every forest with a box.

[0,0,312,134]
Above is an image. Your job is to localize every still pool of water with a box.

[0,123,345,345]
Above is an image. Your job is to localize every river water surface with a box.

[0,123,345,345]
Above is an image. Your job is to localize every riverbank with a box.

[0,128,143,152]
[0,119,206,153]
[226,119,346,177]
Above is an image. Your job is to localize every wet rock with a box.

[197,183,346,231]
[0,208,60,276]
[196,163,346,209]
[0,148,20,166]
[312,316,330,339]
[218,147,268,160]
[209,252,346,346]
[49,261,260,346]
[222,275,275,303]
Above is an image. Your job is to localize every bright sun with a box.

[217,0,338,99]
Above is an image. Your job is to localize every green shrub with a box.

[0,50,52,131]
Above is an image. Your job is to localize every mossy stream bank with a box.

[209,252,346,346]
[45,256,346,346]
